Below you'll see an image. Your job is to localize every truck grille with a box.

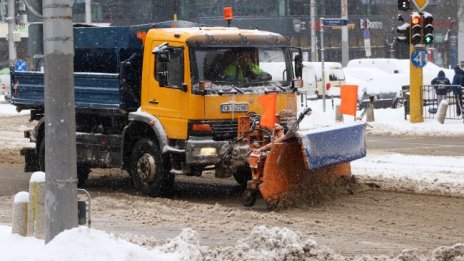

[189,116,295,141]
[210,120,238,141]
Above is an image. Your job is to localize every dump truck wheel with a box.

[77,165,90,187]
[241,189,258,207]
[233,166,252,187]
[39,140,90,187]
[38,140,45,172]
[130,138,174,197]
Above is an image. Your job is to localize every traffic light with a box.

[410,12,422,45]
[15,0,27,25]
[398,0,410,11]
[396,14,410,43]
[423,12,434,45]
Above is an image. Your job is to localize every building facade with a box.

[0,0,460,67]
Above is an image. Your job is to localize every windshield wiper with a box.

[211,81,244,94]
[270,82,287,92]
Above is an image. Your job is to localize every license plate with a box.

[220,103,249,113]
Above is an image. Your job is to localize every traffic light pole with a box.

[320,18,326,112]
[409,44,423,123]
[7,0,17,66]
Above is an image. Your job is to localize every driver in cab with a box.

[222,50,271,82]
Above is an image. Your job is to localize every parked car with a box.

[0,67,11,101]
[345,58,454,109]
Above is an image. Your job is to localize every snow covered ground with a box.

[1,95,464,260]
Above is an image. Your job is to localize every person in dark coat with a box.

[431,70,450,107]
[451,66,464,116]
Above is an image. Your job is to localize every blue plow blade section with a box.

[296,122,367,170]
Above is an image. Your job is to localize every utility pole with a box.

[341,0,349,66]
[85,0,91,23]
[310,0,317,62]
[320,18,326,112]
[7,0,17,66]
[458,2,464,65]
[42,0,77,243]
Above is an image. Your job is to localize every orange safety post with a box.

[339,85,358,116]
[259,93,277,129]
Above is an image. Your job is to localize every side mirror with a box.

[294,54,303,79]
[158,52,171,63]
[153,42,171,63]
[153,42,169,54]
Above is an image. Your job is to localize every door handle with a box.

[149,99,159,104]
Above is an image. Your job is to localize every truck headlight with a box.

[200,147,217,156]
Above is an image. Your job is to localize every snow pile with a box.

[298,98,464,137]
[352,153,464,196]
[2,224,463,261]
[159,228,203,261]
[432,244,464,260]
[202,225,343,261]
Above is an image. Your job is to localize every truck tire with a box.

[233,166,252,187]
[77,165,90,187]
[38,140,90,188]
[38,140,45,172]
[130,138,174,197]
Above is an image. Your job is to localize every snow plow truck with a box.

[11,21,366,206]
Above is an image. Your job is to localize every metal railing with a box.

[403,85,464,121]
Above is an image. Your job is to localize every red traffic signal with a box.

[410,12,422,45]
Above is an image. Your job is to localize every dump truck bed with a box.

[11,71,127,115]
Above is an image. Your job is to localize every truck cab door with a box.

[144,41,188,139]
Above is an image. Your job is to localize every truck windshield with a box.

[190,47,293,93]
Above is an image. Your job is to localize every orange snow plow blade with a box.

[239,107,365,207]
[258,140,352,203]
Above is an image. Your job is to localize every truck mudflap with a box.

[296,122,367,171]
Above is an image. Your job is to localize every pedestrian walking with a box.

[431,70,450,108]
[451,66,464,116]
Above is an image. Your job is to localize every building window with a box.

[288,0,309,16]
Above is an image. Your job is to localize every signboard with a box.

[434,33,444,43]
[363,29,370,39]
[411,49,428,68]
[411,0,429,12]
[364,38,372,57]
[360,19,370,29]
[322,19,348,27]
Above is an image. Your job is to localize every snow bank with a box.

[1,224,463,261]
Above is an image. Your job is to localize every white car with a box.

[345,58,455,108]
[0,74,10,101]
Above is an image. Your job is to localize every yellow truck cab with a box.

[120,26,299,195]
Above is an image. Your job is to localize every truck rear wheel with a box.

[130,138,174,197]
[38,140,90,187]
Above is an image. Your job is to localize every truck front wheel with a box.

[233,166,252,187]
[130,138,174,197]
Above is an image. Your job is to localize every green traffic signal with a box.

[423,12,434,45]
[424,34,433,44]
